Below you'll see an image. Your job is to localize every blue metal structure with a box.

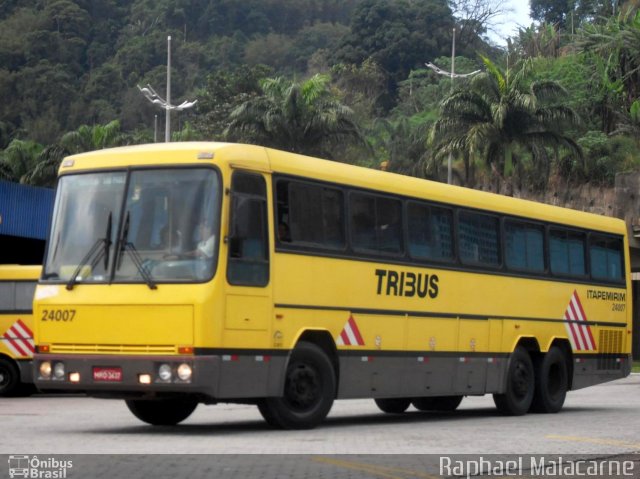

[0,181,54,241]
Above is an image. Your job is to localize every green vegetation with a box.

[1,0,640,190]
[633,361,640,373]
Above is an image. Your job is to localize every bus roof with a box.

[61,142,626,236]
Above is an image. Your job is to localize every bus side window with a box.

[590,235,623,281]
[505,220,545,272]
[458,211,500,266]
[15,282,37,311]
[0,282,16,310]
[550,229,586,277]
[227,172,269,287]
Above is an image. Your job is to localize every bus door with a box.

[224,170,272,334]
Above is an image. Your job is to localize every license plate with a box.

[93,367,123,382]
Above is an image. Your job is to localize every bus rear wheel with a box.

[530,346,568,413]
[374,398,411,414]
[412,396,463,412]
[0,358,19,397]
[258,341,335,430]
[125,398,198,425]
[493,346,534,416]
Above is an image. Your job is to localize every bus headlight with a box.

[177,363,192,382]
[158,364,172,382]
[53,362,65,379]
[39,361,52,379]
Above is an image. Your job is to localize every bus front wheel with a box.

[125,398,198,426]
[374,398,411,413]
[493,346,534,416]
[0,358,19,397]
[530,346,568,413]
[412,395,463,412]
[258,341,336,430]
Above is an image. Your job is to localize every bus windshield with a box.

[44,167,220,285]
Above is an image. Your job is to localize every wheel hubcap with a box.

[512,361,530,398]
[285,364,320,411]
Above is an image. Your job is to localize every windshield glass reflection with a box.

[44,168,219,285]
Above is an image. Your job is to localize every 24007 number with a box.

[41,309,76,322]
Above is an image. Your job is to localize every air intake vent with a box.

[50,344,176,355]
[597,330,623,370]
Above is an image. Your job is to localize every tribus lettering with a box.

[375,269,439,299]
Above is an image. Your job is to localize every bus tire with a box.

[374,398,411,414]
[257,341,335,430]
[493,346,534,416]
[125,398,198,426]
[412,395,463,412]
[530,346,568,413]
[0,358,20,397]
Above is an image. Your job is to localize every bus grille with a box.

[50,343,177,355]
[597,330,623,370]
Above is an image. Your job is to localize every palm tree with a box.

[577,8,640,132]
[172,122,204,142]
[431,56,581,192]
[0,139,43,183]
[60,120,126,154]
[224,74,365,158]
[0,161,15,181]
[21,120,129,187]
[22,145,69,187]
[372,118,431,178]
[514,24,560,59]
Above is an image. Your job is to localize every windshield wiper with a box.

[116,211,157,290]
[66,212,112,291]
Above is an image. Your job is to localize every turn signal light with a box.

[178,346,194,355]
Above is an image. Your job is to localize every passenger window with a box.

[407,202,453,262]
[590,235,624,281]
[505,221,545,272]
[458,211,500,266]
[350,193,403,255]
[276,179,345,249]
[15,282,37,311]
[550,229,586,277]
[227,172,269,286]
[0,282,16,310]
[0,281,36,311]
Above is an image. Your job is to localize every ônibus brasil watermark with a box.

[8,455,72,479]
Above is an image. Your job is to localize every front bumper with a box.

[34,353,219,399]
[33,351,287,400]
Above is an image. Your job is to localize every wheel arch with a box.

[514,336,541,355]
[294,329,340,394]
[277,329,340,396]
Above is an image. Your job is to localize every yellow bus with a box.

[1,265,40,396]
[33,143,632,428]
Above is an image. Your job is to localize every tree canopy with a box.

[2,0,640,192]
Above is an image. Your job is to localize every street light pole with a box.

[137,35,197,143]
[425,28,481,185]
[165,35,171,143]
[448,27,455,185]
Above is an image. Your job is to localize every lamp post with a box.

[425,28,480,185]
[138,35,197,142]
